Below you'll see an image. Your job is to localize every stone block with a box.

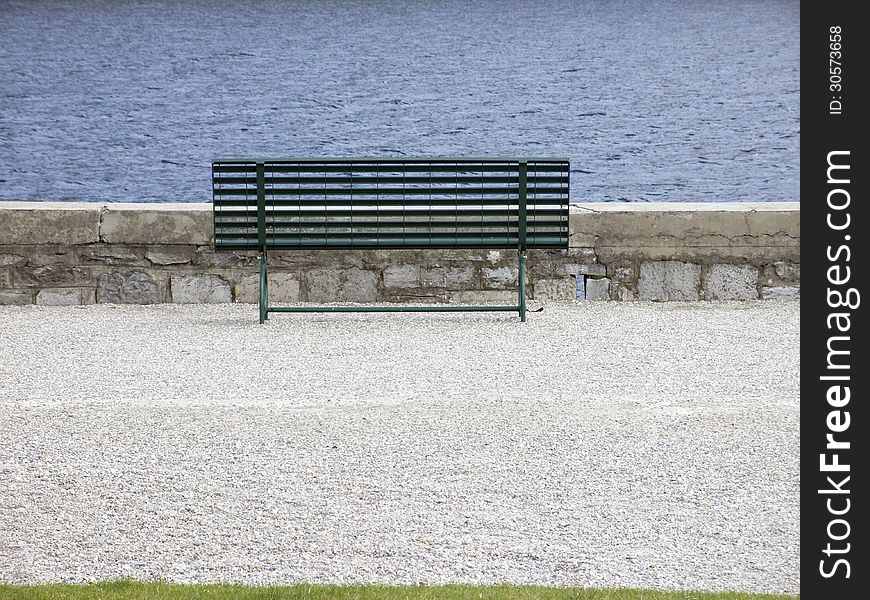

[450,290,516,304]
[235,276,259,304]
[0,202,101,245]
[11,247,76,267]
[482,266,517,289]
[146,248,195,266]
[612,283,638,301]
[422,266,476,288]
[101,204,211,245]
[236,273,300,304]
[171,275,231,304]
[0,253,27,267]
[533,278,576,301]
[12,265,94,288]
[79,245,145,266]
[297,248,367,270]
[383,265,421,288]
[585,277,611,301]
[194,246,258,269]
[36,288,91,306]
[559,262,607,277]
[306,268,378,303]
[337,268,379,302]
[264,252,303,268]
[612,265,636,282]
[306,269,341,302]
[0,291,32,305]
[761,261,801,287]
[762,286,800,300]
[705,264,759,301]
[99,271,163,304]
[773,261,800,281]
[420,249,491,263]
[638,261,701,301]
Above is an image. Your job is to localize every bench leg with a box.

[263,249,269,321]
[518,249,527,322]
[258,252,268,324]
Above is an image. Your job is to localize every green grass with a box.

[0,582,798,600]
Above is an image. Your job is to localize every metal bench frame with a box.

[212,157,569,323]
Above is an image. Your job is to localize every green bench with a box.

[212,157,570,323]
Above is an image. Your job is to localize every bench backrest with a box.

[212,158,569,251]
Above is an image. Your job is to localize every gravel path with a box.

[0,301,799,593]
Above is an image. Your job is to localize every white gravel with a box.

[0,301,799,593]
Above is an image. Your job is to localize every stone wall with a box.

[0,202,799,305]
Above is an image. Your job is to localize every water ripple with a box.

[0,0,799,202]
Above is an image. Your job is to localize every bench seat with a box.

[213,158,570,322]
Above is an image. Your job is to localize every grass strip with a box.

[0,582,799,600]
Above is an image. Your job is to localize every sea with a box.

[0,0,800,203]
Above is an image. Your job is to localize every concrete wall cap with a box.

[1,201,799,249]
[101,204,212,244]
[570,202,799,213]
[0,202,102,244]
[0,201,107,211]
[101,203,212,212]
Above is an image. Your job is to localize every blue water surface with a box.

[0,0,800,202]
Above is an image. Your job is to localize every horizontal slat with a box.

[215,156,567,163]
[215,207,567,216]
[215,186,567,197]
[215,214,565,223]
[214,199,565,208]
[213,163,567,174]
[214,175,567,185]
[214,235,568,249]
[215,208,531,218]
[215,228,565,238]
[218,231,529,240]
[215,219,565,229]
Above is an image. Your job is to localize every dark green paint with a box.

[256,162,266,251]
[213,158,569,322]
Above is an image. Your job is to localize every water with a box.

[0,0,799,203]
